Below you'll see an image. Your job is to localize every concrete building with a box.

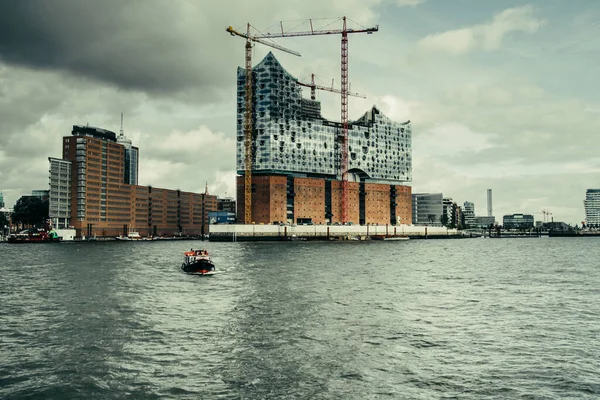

[442,197,454,225]
[503,214,534,229]
[412,193,443,225]
[218,197,236,214]
[463,201,475,227]
[0,191,4,208]
[473,216,496,228]
[50,125,216,238]
[453,204,463,229]
[48,157,72,228]
[235,53,412,225]
[584,189,600,228]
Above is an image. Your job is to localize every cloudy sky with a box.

[0,0,598,224]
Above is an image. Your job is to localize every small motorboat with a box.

[181,249,216,275]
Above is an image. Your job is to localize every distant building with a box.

[412,193,443,225]
[218,197,236,214]
[473,216,496,228]
[463,201,475,227]
[503,214,534,229]
[49,124,217,238]
[542,221,571,231]
[453,204,463,229]
[209,211,236,225]
[584,189,600,228]
[48,157,72,229]
[442,197,453,225]
[31,190,49,201]
[117,115,139,185]
[0,191,4,208]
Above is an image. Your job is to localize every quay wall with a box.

[209,224,463,241]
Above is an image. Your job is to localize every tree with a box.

[0,213,8,229]
[427,214,436,224]
[11,196,49,227]
[440,213,449,227]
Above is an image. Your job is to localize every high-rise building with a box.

[487,189,493,217]
[412,193,443,225]
[235,52,412,225]
[48,157,72,228]
[463,201,475,227]
[442,197,454,225]
[584,189,600,227]
[117,114,139,185]
[50,125,216,237]
[0,191,4,208]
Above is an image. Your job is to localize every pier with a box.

[209,224,467,242]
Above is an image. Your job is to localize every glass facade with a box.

[412,193,443,225]
[503,214,534,229]
[48,157,72,228]
[118,133,139,185]
[584,189,600,227]
[236,52,412,183]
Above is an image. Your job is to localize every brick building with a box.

[50,125,216,238]
[235,53,412,225]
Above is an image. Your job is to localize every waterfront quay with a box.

[209,224,464,241]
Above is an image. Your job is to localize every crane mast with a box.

[255,17,378,224]
[226,25,300,224]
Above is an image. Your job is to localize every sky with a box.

[0,0,598,224]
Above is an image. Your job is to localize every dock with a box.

[209,224,469,242]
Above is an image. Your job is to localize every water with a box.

[1,238,599,399]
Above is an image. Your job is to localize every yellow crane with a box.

[226,25,300,224]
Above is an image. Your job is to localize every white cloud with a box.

[395,0,426,7]
[413,123,499,158]
[418,5,544,54]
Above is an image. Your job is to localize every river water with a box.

[1,238,599,399]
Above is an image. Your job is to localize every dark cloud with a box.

[0,0,234,97]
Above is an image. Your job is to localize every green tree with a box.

[440,213,449,227]
[11,196,49,227]
[0,213,8,228]
[427,214,436,224]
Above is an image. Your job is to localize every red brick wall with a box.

[293,177,325,224]
[394,185,412,225]
[365,183,390,225]
[236,175,286,224]
[236,175,412,226]
[330,181,359,224]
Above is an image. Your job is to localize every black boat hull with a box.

[181,259,215,275]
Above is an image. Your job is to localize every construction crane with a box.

[297,74,366,100]
[255,17,378,224]
[226,25,301,224]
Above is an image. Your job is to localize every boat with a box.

[383,236,409,241]
[7,228,61,243]
[181,249,216,275]
[116,231,142,241]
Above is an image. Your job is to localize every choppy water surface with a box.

[1,238,599,399]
